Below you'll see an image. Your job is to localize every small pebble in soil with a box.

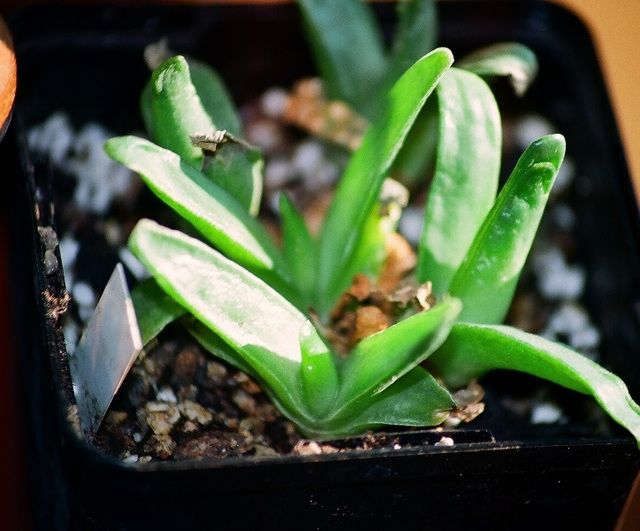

[435,436,455,447]
[264,157,296,189]
[71,281,96,322]
[550,203,577,231]
[58,236,79,270]
[141,401,181,436]
[260,87,289,119]
[38,226,59,251]
[514,114,555,150]
[530,401,565,425]
[245,119,286,152]
[292,440,340,455]
[398,205,424,247]
[543,301,600,357]
[28,111,74,166]
[178,400,213,426]
[156,386,178,404]
[145,434,177,459]
[43,250,59,275]
[533,246,585,300]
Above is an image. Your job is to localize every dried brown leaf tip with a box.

[284,77,368,151]
[325,273,439,355]
[443,380,486,427]
[377,232,418,294]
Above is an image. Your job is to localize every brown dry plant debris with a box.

[284,77,368,151]
[323,267,439,355]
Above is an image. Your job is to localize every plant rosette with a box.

[12,1,640,528]
[26,0,640,452]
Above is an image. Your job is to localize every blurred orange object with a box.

[0,15,15,137]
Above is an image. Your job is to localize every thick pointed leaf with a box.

[187,319,327,435]
[201,140,264,216]
[296,0,388,119]
[149,56,215,169]
[186,319,256,377]
[299,320,340,418]
[105,136,293,294]
[417,67,502,295]
[129,219,301,360]
[338,203,388,288]
[384,0,438,90]
[333,297,461,415]
[146,56,261,214]
[448,134,565,324]
[188,58,242,135]
[459,42,538,97]
[128,219,309,418]
[279,193,317,304]
[141,56,241,138]
[131,277,186,345]
[317,48,453,316]
[390,96,439,186]
[431,323,640,446]
[308,366,455,438]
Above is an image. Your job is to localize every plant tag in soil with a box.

[70,263,143,437]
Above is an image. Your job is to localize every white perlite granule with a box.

[260,87,289,119]
[530,400,565,425]
[514,114,555,151]
[27,111,74,166]
[533,246,586,300]
[28,113,137,215]
[543,302,601,355]
[72,281,97,323]
[398,205,425,247]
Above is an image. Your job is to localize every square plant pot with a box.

[7,1,640,529]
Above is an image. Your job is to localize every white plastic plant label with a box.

[69,263,143,437]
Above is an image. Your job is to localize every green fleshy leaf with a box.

[417,67,502,295]
[150,56,215,169]
[279,193,317,305]
[390,96,439,187]
[187,320,324,435]
[299,320,339,418]
[146,56,261,214]
[459,42,538,97]
[140,56,241,137]
[188,58,242,135]
[340,203,388,284]
[448,134,565,324]
[334,297,462,413]
[105,136,294,296]
[317,48,453,317]
[308,366,454,438]
[129,219,302,361]
[186,319,261,379]
[296,0,388,119]
[336,178,409,292]
[131,277,186,346]
[200,139,264,217]
[128,219,309,418]
[431,323,640,447]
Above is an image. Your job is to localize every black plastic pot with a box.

[7,2,640,529]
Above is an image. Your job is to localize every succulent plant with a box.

[104,0,640,444]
